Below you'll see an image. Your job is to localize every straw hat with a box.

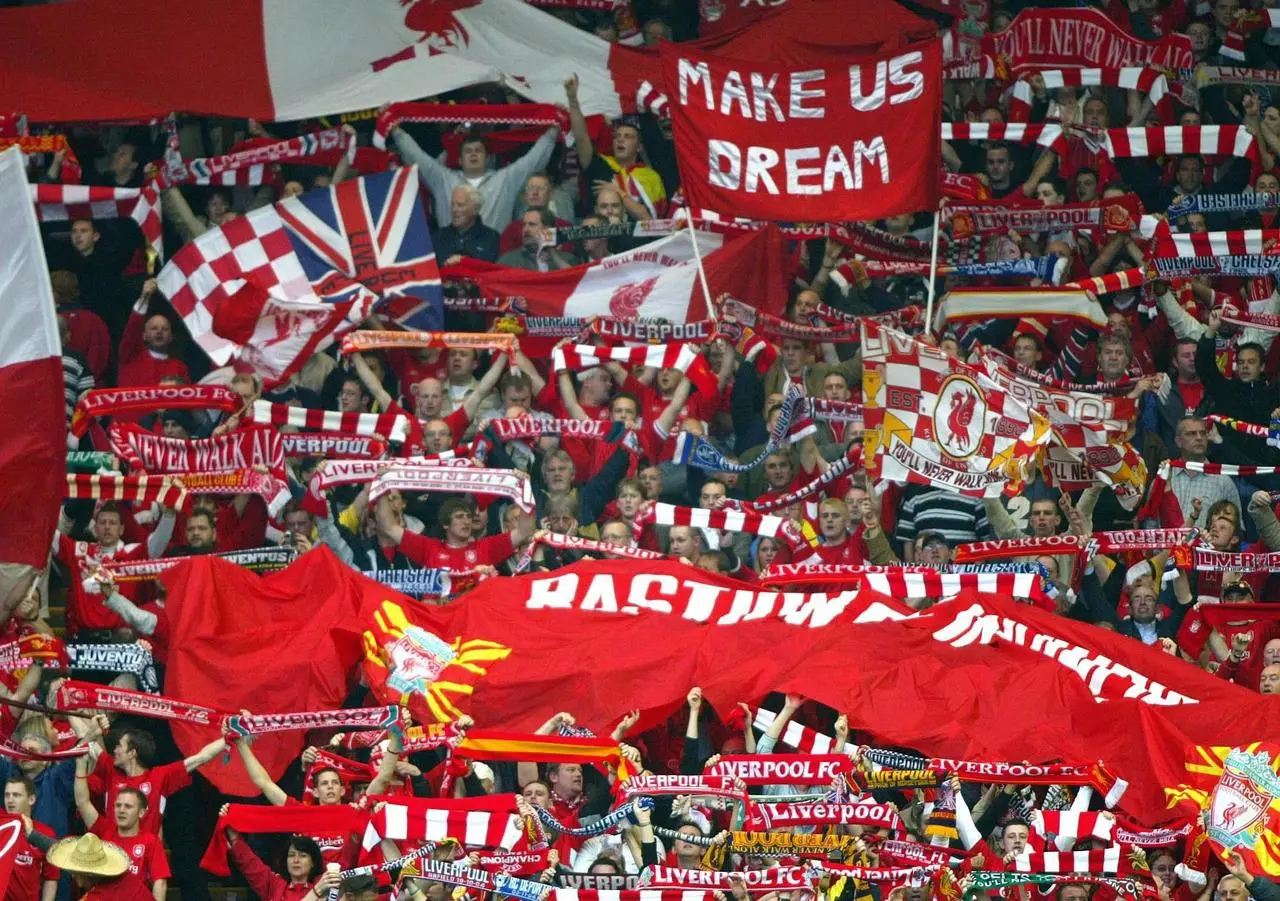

[48,835,129,878]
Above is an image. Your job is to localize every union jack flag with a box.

[157,166,441,385]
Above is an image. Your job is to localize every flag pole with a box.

[924,202,943,336]
[686,217,717,321]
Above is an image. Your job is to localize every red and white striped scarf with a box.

[33,183,162,259]
[161,128,356,188]
[1009,847,1128,875]
[942,122,1065,150]
[752,708,837,754]
[939,289,1108,329]
[636,502,800,544]
[1165,457,1278,477]
[1007,67,1171,124]
[943,123,1255,161]
[71,385,243,438]
[1162,228,1280,259]
[369,465,534,512]
[340,330,516,356]
[250,400,409,443]
[555,342,720,397]
[1065,266,1149,297]
[1031,811,1115,844]
[360,794,525,851]
[373,102,568,150]
[518,530,666,571]
[65,473,188,511]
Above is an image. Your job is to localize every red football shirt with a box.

[83,873,154,901]
[398,531,516,571]
[88,756,191,835]
[792,535,861,566]
[5,823,58,901]
[89,821,171,885]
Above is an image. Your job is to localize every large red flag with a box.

[0,147,65,624]
[161,548,396,796]
[333,558,1280,824]
[443,227,787,323]
[657,38,941,221]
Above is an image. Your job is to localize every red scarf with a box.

[202,803,366,876]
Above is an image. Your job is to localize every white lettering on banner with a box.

[711,759,843,780]
[524,573,858,628]
[789,70,825,118]
[708,139,890,196]
[932,603,1200,706]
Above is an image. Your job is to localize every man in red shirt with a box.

[234,739,352,865]
[45,834,154,901]
[84,729,225,836]
[72,779,169,901]
[793,498,860,565]
[4,777,57,901]
[55,502,176,636]
[117,280,189,387]
[378,496,534,571]
[350,351,506,454]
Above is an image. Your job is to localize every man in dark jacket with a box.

[1197,309,1280,466]
[434,185,500,264]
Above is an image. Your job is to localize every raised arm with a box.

[556,370,589,421]
[145,509,177,558]
[654,378,694,437]
[365,731,402,798]
[184,736,228,773]
[513,348,547,394]
[460,352,509,420]
[234,737,289,805]
[73,753,99,828]
[564,75,596,169]
[351,354,394,411]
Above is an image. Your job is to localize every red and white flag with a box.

[861,321,1051,499]
[1,0,649,123]
[657,39,941,222]
[444,227,787,323]
[0,147,64,619]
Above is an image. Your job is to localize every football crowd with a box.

[5,3,1280,901]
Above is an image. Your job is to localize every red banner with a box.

[329,557,1280,825]
[161,549,377,796]
[984,8,1193,75]
[658,39,941,221]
